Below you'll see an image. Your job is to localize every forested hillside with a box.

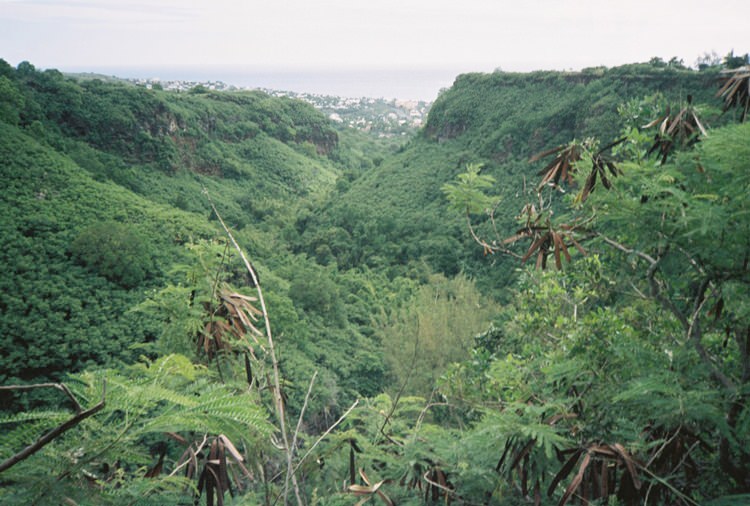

[1,56,749,505]
[299,63,726,296]
[0,59,404,410]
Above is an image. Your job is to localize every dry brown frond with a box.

[718,66,750,122]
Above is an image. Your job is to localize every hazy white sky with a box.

[1,0,748,72]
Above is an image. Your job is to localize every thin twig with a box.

[422,470,456,497]
[687,280,736,392]
[414,401,450,434]
[285,371,318,504]
[466,211,522,259]
[208,241,231,381]
[271,399,360,506]
[0,383,83,413]
[629,281,648,299]
[646,426,683,468]
[637,461,701,506]
[378,319,419,446]
[599,233,737,391]
[168,434,209,477]
[290,400,359,478]
[596,233,657,264]
[676,244,707,276]
[599,235,685,327]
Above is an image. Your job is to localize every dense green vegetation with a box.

[0,59,398,410]
[294,62,729,298]
[1,54,749,505]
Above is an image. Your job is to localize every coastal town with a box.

[125,76,431,137]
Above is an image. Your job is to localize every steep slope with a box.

[300,64,725,294]
[0,60,349,397]
[0,58,730,411]
[0,121,215,388]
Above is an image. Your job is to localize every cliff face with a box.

[299,123,338,156]
[423,66,719,158]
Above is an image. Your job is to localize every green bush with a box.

[0,76,24,125]
[71,221,154,288]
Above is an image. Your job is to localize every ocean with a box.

[59,65,470,101]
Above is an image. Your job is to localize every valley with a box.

[1,56,749,505]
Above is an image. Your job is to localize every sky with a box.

[1,0,748,83]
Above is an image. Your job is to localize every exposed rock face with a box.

[298,125,338,156]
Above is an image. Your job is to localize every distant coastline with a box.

[54,65,464,101]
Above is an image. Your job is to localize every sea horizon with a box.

[55,64,477,101]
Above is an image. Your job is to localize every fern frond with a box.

[134,353,202,382]
[518,422,570,460]
[109,381,200,410]
[613,376,722,425]
[98,475,195,505]
[0,409,70,426]
[0,419,71,460]
[0,353,271,504]
[142,390,272,439]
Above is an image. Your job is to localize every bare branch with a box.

[465,210,522,259]
[0,383,82,414]
[422,470,456,498]
[598,234,737,392]
[597,234,685,325]
[290,400,359,479]
[285,371,318,503]
[414,400,450,434]
[169,434,209,477]
[687,279,736,392]
[596,233,657,264]
[676,245,707,277]
[0,381,106,474]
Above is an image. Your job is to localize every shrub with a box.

[71,221,153,288]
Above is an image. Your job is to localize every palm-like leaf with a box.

[506,220,586,270]
[172,434,254,506]
[348,468,395,505]
[531,141,585,190]
[644,99,708,163]
[199,283,264,359]
[532,138,624,201]
[577,138,625,203]
[551,443,642,506]
[717,65,750,122]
